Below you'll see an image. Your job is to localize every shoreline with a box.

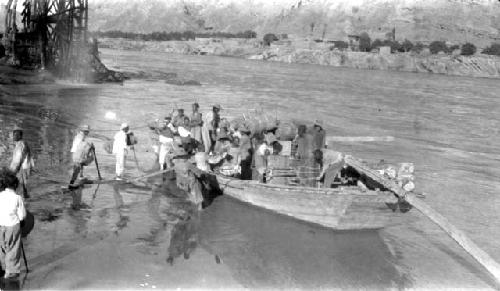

[98,37,500,79]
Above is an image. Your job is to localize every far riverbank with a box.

[98,37,500,79]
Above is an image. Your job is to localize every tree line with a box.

[339,32,500,56]
[92,30,257,41]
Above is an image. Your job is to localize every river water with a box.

[1,48,499,289]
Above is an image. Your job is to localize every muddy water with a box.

[0,48,499,289]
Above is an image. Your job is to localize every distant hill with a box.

[87,0,500,47]
[1,0,499,48]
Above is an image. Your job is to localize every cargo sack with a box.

[72,141,95,166]
[230,112,279,137]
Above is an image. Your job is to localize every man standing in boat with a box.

[238,125,253,180]
[203,104,221,152]
[294,124,314,160]
[9,126,34,198]
[190,103,203,145]
[158,117,176,170]
[173,109,187,128]
[312,119,326,150]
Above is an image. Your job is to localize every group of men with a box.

[148,103,335,185]
[8,103,334,192]
[0,107,336,281]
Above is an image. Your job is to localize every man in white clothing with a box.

[9,126,33,198]
[0,170,26,279]
[113,123,130,179]
[158,118,176,170]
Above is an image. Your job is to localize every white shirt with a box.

[113,130,128,154]
[178,126,191,138]
[0,188,26,226]
[70,132,85,153]
[256,143,271,156]
[204,111,214,130]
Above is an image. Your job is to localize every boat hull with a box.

[214,175,398,230]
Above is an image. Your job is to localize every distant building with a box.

[194,37,221,43]
[347,34,360,51]
[421,47,431,55]
[379,46,391,55]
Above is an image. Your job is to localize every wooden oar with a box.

[345,155,500,286]
[327,136,395,143]
[92,147,102,180]
[21,240,29,273]
[79,169,174,186]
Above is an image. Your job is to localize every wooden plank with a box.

[327,136,395,143]
[345,155,500,286]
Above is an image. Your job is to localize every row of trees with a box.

[482,43,500,56]
[92,30,257,41]
[354,32,500,56]
[355,33,478,55]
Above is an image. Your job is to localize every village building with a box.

[347,34,360,51]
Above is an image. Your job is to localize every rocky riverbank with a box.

[258,49,500,79]
[99,37,500,79]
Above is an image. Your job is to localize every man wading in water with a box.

[69,125,95,185]
[9,126,33,199]
[113,123,137,180]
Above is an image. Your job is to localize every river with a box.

[0,48,499,289]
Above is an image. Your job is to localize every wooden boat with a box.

[185,150,413,231]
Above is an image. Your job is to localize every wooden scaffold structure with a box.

[2,0,123,82]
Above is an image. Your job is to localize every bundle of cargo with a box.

[230,112,297,140]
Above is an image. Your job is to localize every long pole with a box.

[92,147,102,180]
[345,155,500,287]
[20,240,28,273]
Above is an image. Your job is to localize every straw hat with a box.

[239,124,251,134]
[80,125,90,132]
[120,123,129,130]
[12,125,23,132]
[314,119,324,128]
[217,131,231,141]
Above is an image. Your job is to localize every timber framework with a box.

[2,0,124,82]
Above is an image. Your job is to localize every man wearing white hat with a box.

[113,123,131,179]
[9,125,34,198]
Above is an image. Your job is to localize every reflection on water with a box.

[111,184,130,233]
[200,196,410,289]
[0,87,100,178]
